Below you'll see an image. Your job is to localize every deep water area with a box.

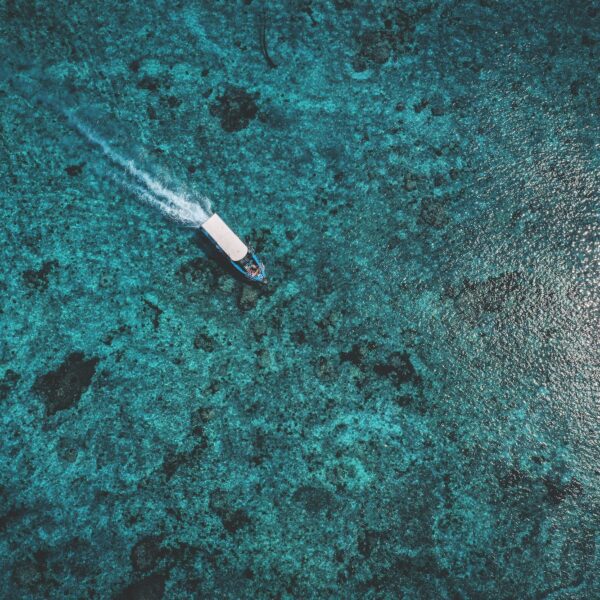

[0,1,598,598]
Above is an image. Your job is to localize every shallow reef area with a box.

[0,0,598,598]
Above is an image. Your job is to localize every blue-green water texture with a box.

[1,1,599,598]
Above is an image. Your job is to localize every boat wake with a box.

[64,112,212,227]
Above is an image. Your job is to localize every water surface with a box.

[0,1,598,597]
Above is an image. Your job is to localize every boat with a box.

[200,214,267,284]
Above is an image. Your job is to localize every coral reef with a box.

[0,0,598,598]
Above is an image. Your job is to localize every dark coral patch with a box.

[209,86,259,132]
[394,394,413,407]
[339,341,377,368]
[418,197,449,229]
[22,259,59,291]
[65,162,85,176]
[56,437,79,463]
[209,489,252,534]
[116,572,166,600]
[190,406,213,439]
[165,95,181,108]
[413,98,429,113]
[177,257,206,283]
[162,437,207,481]
[131,536,164,572]
[353,9,415,71]
[137,76,161,92]
[162,448,192,480]
[357,30,393,66]
[292,485,335,514]
[340,343,365,367]
[142,298,163,330]
[374,351,419,387]
[11,559,45,594]
[33,352,99,416]
[462,271,525,313]
[0,369,20,401]
[221,508,251,534]
[543,477,584,504]
[193,331,215,352]
[128,58,141,72]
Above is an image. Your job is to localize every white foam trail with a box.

[109,174,202,226]
[65,111,212,227]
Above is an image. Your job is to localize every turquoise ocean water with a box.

[0,1,598,597]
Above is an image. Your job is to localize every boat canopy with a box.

[201,214,248,261]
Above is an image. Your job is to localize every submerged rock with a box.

[209,86,259,132]
[238,285,260,311]
[33,352,99,416]
[217,275,236,293]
